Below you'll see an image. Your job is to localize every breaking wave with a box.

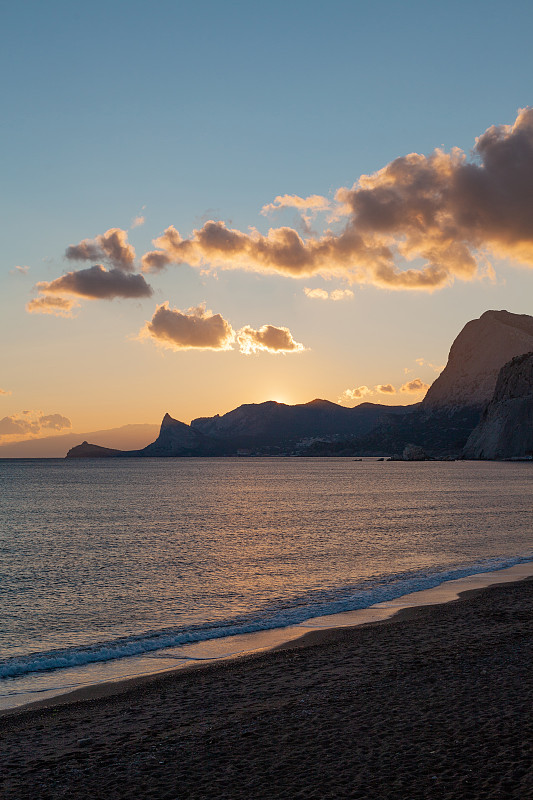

[1,553,531,682]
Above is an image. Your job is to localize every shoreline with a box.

[2,560,532,718]
[2,572,532,799]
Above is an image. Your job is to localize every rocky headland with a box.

[463,352,533,459]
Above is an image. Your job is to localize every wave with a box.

[1,553,531,681]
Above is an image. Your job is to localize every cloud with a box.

[376,383,396,394]
[141,303,305,355]
[330,288,354,301]
[237,325,304,354]
[0,388,11,396]
[400,378,430,393]
[26,295,80,317]
[11,265,30,275]
[0,416,39,435]
[39,413,72,431]
[261,194,330,216]
[141,303,236,351]
[0,411,71,437]
[338,385,373,404]
[304,287,354,300]
[141,108,533,290]
[66,228,136,271]
[304,287,330,300]
[131,215,145,229]
[415,357,444,373]
[34,265,153,301]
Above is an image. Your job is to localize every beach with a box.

[2,576,532,800]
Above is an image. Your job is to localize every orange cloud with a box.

[0,388,11,396]
[66,228,136,271]
[261,194,330,215]
[141,108,533,291]
[237,325,304,354]
[376,383,396,394]
[304,287,330,300]
[35,265,153,300]
[400,378,430,393]
[39,413,72,431]
[0,411,71,437]
[304,287,354,300]
[338,386,373,404]
[26,295,80,317]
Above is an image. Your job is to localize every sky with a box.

[2,0,533,450]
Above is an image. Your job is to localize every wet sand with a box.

[1,577,532,799]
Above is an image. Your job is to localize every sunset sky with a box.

[2,0,533,449]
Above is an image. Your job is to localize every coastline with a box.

[2,572,532,799]
[1,560,532,716]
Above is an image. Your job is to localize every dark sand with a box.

[1,579,532,800]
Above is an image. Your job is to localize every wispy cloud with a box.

[415,357,444,373]
[11,265,30,275]
[26,295,80,317]
[304,287,354,301]
[141,108,533,290]
[0,388,12,396]
[261,194,330,216]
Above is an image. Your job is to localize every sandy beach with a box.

[1,576,532,800]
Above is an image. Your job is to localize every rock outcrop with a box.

[423,310,533,410]
[463,352,533,459]
[139,413,217,456]
[66,441,126,458]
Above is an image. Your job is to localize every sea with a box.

[1,457,532,710]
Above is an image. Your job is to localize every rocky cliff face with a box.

[463,352,533,459]
[140,413,216,456]
[423,310,533,409]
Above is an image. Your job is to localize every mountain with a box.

[463,352,533,459]
[310,310,533,459]
[65,401,415,458]
[190,399,414,449]
[423,310,533,409]
[139,413,221,456]
[61,309,533,460]
[0,423,159,458]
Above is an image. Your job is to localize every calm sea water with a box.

[0,458,531,705]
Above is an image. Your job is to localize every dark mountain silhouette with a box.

[65,309,533,460]
[66,401,415,458]
[190,399,414,449]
